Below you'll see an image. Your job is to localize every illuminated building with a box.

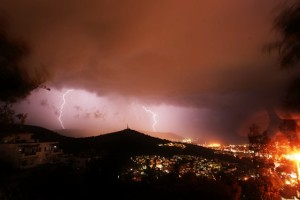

[0,133,63,169]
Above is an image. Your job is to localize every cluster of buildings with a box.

[158,142,186,149]
[2,130,300,199]
[0,133,63,169]
[122,155,240,182]
[205,144,255,158]
[201,140,300,199]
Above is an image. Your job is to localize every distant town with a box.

[1,126,300,199]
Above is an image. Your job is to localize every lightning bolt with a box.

[58,89,73,129]
[142,106,157,132]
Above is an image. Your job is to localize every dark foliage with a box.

[247,124,270,153]
[267,2,300,69]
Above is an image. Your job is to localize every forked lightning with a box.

[142,106,157,132]
[58,89,73,129]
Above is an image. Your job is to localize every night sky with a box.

[2,0,299,144]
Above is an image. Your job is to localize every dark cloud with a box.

[2,0,286,97]
[40,99,49,107]
[2,0,298,142]
[0,18,47,103]
[73,108,106,120]
[74,105,82,112]
[93,110,105,120]
[39,98,59,117]
[84,113,91,119]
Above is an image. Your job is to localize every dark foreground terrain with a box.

[0,124,282,200]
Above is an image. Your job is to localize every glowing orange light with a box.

[207,143,221,148]
[285,151,300,181]
[294,153,300,162]
[182,138,192,143]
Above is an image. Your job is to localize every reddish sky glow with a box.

[3,0,299,143]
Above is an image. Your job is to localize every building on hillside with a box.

[0,133,63,169]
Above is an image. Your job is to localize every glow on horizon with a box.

[142,106,157,132]
[13,88,207,140]
[58,89,74,129]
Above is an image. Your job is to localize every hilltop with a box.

[0,124,238,162]
[64,128,213,156]
[56,128,184,141]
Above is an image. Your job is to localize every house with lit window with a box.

[0,133,63,169]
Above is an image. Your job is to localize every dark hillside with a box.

[0,123,71,142]
[0,124,239,163]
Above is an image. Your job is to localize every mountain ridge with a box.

[56,128,184,142]
[0,123,238,162]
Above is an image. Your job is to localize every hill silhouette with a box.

[56,128,184,141]
[64,128,214,157]
[143,130,184,141]
[0,123,71,142]
[0,124,247,199]
[0,124,238,162]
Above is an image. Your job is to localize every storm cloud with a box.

[3,0,299,143]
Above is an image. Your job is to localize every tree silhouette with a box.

[278,119,300,148]
[248,124,270,153]
[0,103,15,124]
[267,2,300,134]
[268,2,300,69]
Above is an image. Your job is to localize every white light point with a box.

[142,106,157,132]
[58,89,74,129]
